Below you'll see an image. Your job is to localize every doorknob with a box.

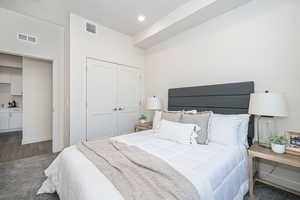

[113,108,118,111]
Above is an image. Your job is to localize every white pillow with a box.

[156,120,199,145]
[208,114,244,146]
[236,114,250,147]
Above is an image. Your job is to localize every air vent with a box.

[18,33,27,41]
[17,33,37,44]
[27,36,36,43]
[86,23,96,34]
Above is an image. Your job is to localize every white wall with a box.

[145,0,300,191]
[0,8,65,152]
[69,14,144,145]
[22,57,52,144]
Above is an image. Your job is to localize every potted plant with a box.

[268,136,287,154]
[138,114,147,124]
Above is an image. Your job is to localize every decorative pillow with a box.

[181,111,212,145]
[152,110,182,131]
[156,120,199,145]
[161,111,182,122]
[208,114,244,146]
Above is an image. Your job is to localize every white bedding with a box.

[39,130,249,200]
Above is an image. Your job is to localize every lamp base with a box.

[257,117,275,148]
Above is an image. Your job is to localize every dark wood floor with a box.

[0,131,52,162]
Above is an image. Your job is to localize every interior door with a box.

[117,66,141,135]
[86,59,117,141]
[22,57,52,144]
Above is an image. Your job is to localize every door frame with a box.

[0,49,64,152]
[84,57,143,141]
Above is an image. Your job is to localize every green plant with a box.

[139,114,147,121]
[268,136,287,145]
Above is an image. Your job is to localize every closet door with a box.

[86,59,117,141]
[117,66,141,135]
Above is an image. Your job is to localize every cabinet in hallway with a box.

[0,109,22,133]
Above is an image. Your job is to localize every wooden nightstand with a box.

[134,123,152,132]
[248,144,300,199]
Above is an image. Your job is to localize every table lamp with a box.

[248,91,288,146]
[146,96,162,111]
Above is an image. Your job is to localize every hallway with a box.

[0,132,52,162]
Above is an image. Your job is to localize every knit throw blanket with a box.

[77,139,200,200]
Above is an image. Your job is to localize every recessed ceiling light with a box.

[138,15,145,22]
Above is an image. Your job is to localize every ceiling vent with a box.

[86,23,96,34]
[17,33,37,44]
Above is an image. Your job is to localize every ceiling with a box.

[0,0,191,35]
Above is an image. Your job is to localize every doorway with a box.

[0,53,53,162]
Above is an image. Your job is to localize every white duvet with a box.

[38,130,249,200]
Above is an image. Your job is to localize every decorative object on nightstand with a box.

[268,135,287,154]
[248,144,300,199]
[248,91,288,147]
[286,131,300,156]
[134,122,152,132]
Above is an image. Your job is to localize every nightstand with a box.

[134,123,152,132]
[248,144,300,199]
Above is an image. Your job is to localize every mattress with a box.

[38,130,249,200]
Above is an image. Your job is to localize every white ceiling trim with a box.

[133,0,252,49]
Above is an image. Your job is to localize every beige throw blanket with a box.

[77,140,200,200]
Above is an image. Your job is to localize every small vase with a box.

[271,143,285,154]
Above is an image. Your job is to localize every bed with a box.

[39,81,255,200]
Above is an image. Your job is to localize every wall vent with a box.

[27,36,36,43]
[86,23,96,34]
[17,33,37,44]
[17,33,27,41]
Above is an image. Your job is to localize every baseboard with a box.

[22,136,52,145]
[0,128,22,134]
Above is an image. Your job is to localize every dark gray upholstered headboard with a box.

[168,81,255,146]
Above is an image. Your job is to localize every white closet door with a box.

[117,66,140,135]
[87,59,117,141]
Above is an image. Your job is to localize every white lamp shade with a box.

[146,96,161,110]
[248,93,288,117]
